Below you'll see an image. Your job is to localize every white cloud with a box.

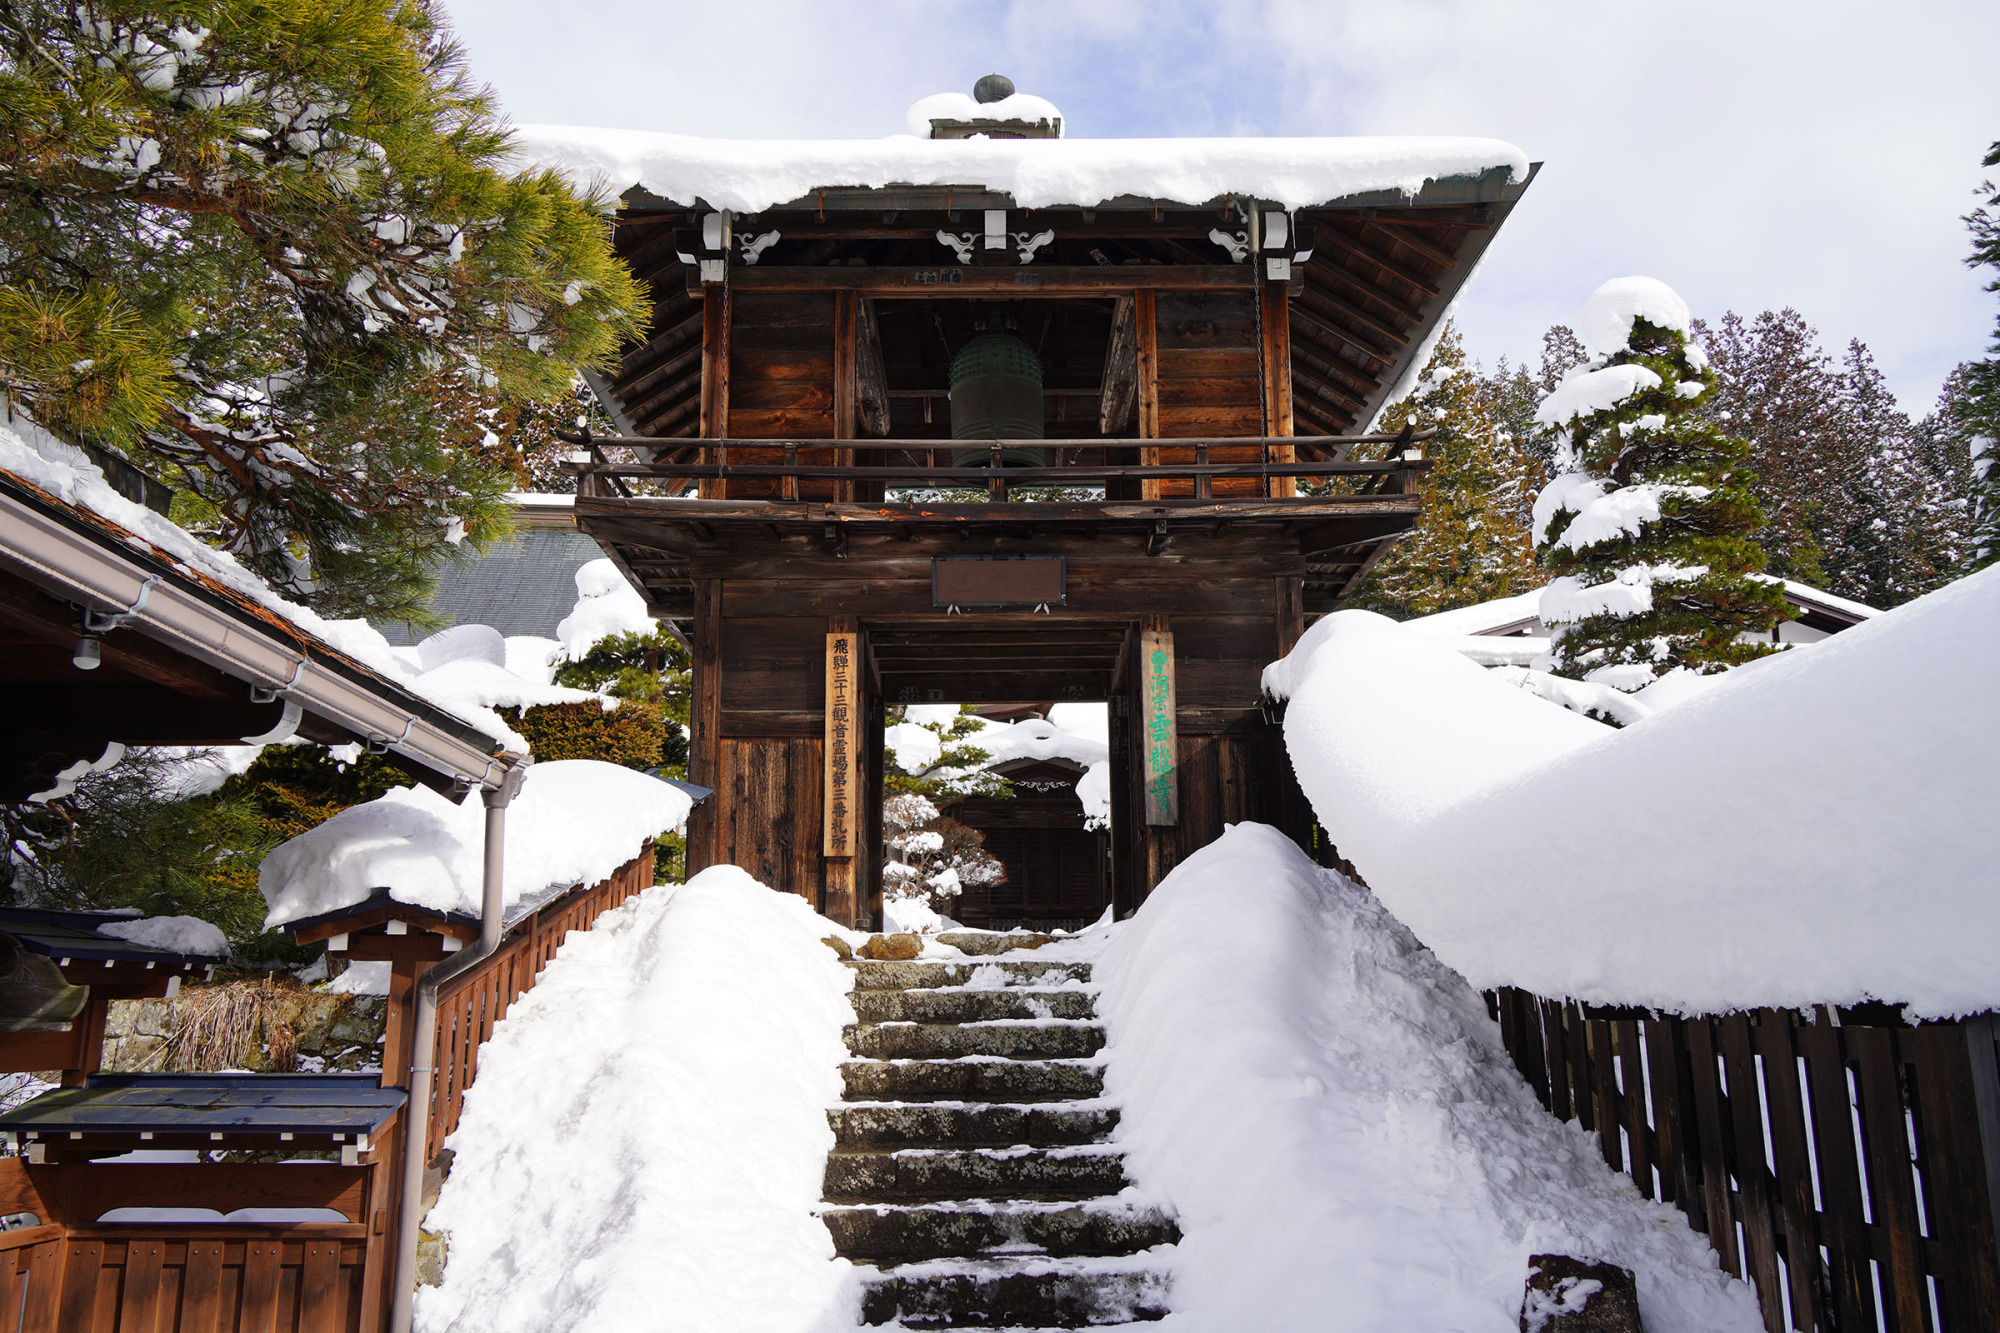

[445,0,1999,410]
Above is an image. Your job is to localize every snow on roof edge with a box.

[511,124,1531,216]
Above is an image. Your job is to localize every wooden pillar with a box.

[687,579,723,873]
[1275,575,1304,660]
[1260,282,1296,498]
[863,692,886,931]
[1134,290,1160,501]
[833,292,858,504]
[823,615,859,925]
[697,282,730,498]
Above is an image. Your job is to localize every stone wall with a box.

[101,988,388,1074]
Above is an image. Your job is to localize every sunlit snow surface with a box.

[511,125,1528,214]
[1265,566,2000,1017]
[1098,825,1762,1332]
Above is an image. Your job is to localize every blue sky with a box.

[446,0,1999,412]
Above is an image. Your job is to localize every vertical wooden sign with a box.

[824,629,857,856]
[1139,623,1178,826]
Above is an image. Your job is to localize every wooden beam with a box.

[1260,282,1295,498]
[698,282,729,497]
[688,579,722,871]
[1361,218,1460,269]
[833,292,858,503]
[1311,225,1442,298]
[1135,290,1160,501]
[855,298,891,437]
[729,265,1252,296]
[1309,258,1427,326]
[1098,295,1138,435]
[1289,304,1394,376]
[1297,276,1412,349]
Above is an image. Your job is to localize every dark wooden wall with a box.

[1142,289,1286,499]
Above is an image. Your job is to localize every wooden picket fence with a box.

[422,846,655,1160]
[1489,990,2000,1332]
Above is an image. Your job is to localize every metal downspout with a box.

[389,760,528,1333]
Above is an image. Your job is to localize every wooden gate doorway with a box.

[865,617,1128,931]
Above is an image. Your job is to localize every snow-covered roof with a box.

[513,124,1530,215]
[0,417,536,753]
[1265,566,2000,1018]
[258,760,693,928]
[1404,579,1877,641]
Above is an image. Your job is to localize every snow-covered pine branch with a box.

[1529,278,1790,700]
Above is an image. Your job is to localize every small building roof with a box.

[0,908,227,967]
[0,1074,405,1141]
[378,499,602,646]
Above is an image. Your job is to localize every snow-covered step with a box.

[824,1144,1130,1204]
[841,1058,1105,1103]
[829,1102,1118,1151]
[822,1198,1179,1264]
[855,1253,1172,1328]
[846,1020,1106,1062]
[850,986,1099,1024]
[850,960,1097,991]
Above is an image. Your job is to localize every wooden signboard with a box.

[932,556,1066,608]
[824,630,857,856]
[1139,627,1178,826]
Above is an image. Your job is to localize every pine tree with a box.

[1824,340,1967,604]
[0,0,649,620]
[1693,309,1852,586]
[885,707,1014,801]
[1961,140,2000,572]
[1533,279,1790,690]
[1348,325,1541,618]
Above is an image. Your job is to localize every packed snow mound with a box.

[418,868,857,1333]
[1266,566,2000,1016]
[513,124,1529,215]
[0,417,529,752]
[905,91,1064,138]
[556,558,655,660]
[1577,276,1693,355]
[1532,364,1662,429]
[975,716,1109,768]
[416,624,507,672]
[96,915,228,958]
[411,657,608,715]
[882,721,944,775]
[258,760,691,928]
[1097,825,1760,1333]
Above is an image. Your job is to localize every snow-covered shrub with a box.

[881,793,1003,913]
[1531,277,1790,699]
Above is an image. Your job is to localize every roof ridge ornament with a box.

[907,77,1064,140]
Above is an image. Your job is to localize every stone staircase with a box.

[822,948,1177,1329]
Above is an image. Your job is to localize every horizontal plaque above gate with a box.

[932,556,1066,608]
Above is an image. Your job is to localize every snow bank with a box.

[258,760,691,927]
[556,558,655,660]
[0,417,530,751]
[1267,567,2000,1016]
[96,915,228,958]
[418,867,857,1333]
[1097,825,1760,1333]
[513,124,1528,215]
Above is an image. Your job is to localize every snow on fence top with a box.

[1263,565,2000,1018]
[0,417,570,753]
[510,123,1530,215]
[258,759,693,928]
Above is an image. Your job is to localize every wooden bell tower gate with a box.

[570,161,1534,927]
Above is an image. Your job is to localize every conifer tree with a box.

[1349,325,1540,618]
[1532,278,1790,690]
[0,0,648,619]
[1961,139,2000,572]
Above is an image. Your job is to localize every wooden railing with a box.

[565,430,1435,502]
[422,847,654,1160]
[1489,989,2000,1332]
